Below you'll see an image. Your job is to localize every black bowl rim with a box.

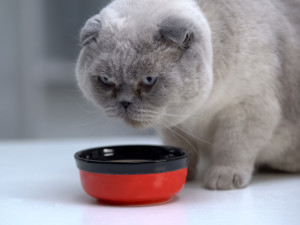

[74,145,189,175]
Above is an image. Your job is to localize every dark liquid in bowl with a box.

[108,159,153,163]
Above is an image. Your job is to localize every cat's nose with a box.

[120,101,131,110]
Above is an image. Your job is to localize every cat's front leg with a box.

[204,98,280,190]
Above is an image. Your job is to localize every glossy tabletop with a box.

[1,137,299,225]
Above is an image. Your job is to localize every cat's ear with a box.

[158,17,194,49]
[79,15,102,47]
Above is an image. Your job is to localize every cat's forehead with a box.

[88,18,182,80]
[93,43,157,80]
[92,38,181,82]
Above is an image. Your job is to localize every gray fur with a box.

[76,0,300,190]
[158,17,194,49]
[80,16,102,46]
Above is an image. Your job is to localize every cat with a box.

[76,0,300,190]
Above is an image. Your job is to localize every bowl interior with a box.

[76,145,187,163]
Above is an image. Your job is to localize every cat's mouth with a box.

[105,107,157,128]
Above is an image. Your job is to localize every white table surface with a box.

[1,137,300,225]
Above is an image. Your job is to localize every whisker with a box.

[65,95,102,114]
[72,113,105,128]
[133,114,156,119]
[135,110,159,115]
[152,124,167,142]
[163,112,187,117]
[105,111,119,118]
[105,107,116,112]
[128,117,155,123]
[162,118,213,146]
[163,112,204,121]
[159,121,199,155]
[152,123,177,147]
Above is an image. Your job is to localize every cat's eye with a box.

[98,76,115,87]
[141,76,157,87]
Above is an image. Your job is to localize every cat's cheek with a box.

[142,85,171,108]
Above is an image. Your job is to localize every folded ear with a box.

[79,15,102,47]
[158,17,194,49]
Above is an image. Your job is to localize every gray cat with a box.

[76,0,300,190]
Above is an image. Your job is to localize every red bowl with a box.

[74,145,189,205]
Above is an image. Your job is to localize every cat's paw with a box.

[203,165,252,190]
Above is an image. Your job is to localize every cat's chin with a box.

[124,117,153,129]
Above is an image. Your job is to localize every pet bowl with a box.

[74,145,189,205]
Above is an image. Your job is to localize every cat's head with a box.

[76,3,213,128]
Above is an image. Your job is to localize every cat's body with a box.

[76,0,300,189]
